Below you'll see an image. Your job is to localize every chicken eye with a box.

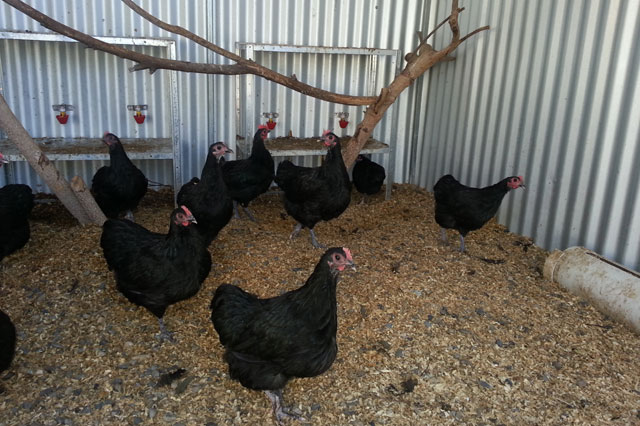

[334,254,342,261]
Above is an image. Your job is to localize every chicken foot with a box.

[289,223,325,248]
[289,223,303,240]
[264,389,306,425]
[308,229,326,249]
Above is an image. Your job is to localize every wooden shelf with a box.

[263,136,389,157]
[0,137,173,161]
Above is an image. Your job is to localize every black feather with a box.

[275,132,351,230]
[100,207,211,321]
[0,184,34,261]
[434,174,523,238]
[91,133,148,219]
[353,155,386,196]
[222,128,274,209]
[0,309,16,373]
[177,142,232,245]
[210,247,352,391]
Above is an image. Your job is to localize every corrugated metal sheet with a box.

[416,0,640,270]
[0,0,212,189]
[211,0,430,176]
[0,0,428,185]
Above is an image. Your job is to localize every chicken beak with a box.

[188,215,197,224]
[520,184,526,189]
[225,147,234,154]
[0,157,9,165]
[347,260,356,272]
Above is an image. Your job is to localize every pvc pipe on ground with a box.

[544,246,640,334]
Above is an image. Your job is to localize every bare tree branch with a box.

[120,0,377,106]
[342,2,489,167]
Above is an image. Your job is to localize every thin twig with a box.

[460,26,491,43]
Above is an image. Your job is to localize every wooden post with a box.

[70,176,107,225]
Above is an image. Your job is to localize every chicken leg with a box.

[264,389,306,425]
[157,318,176,343]
[289,223,303,240]
[241,205,257,222]
[232,200,241,219]
[308,229,326,249]
[459,234,466,252]
[440,227,448,243]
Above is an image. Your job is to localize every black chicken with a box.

[210,247,356,423]
[352,154,386,204]
[177,142,233,245]
[221,126,274,221]
[0,309,16,374]
[100,205,211,340]
[434,174,525,252]
[0,154,35,261]
[274,130,352,248]
[91,133,148,221]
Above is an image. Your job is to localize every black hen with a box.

[275,131,352,248]
[100,205,211,340]
[0,309,16,374]
[0,154,34,261]
[434,174,525,252]
[91,133,148,221]
[222,126,274,221]
[210,247,355,423]
[177,142,233,245]
[352,154,386,203]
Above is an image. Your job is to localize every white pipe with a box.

[543,246,640,334]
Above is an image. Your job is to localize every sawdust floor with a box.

[1,184,639,425]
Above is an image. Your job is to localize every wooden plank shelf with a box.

[0,137,173,161]
[263,136,389,157]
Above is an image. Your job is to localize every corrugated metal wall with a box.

[416,0,640,270]
[0,0,212,191]
[1,1,639,271]
[0,0,429,185]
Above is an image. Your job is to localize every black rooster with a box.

[100,205,211,340]
[274,130,352,248]
[177,142,233,245]
[0,309,16,374]
[91,133,148,221]
[222,126,274,221]
[210,247,356,423]
[352,154,386,204]
[434,174,525,252]
[0,155,35,262]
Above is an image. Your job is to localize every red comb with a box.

[342,247,353,261]
[180,205,193,217]
[518,175,524,182]
[258,124,268,130]
[322,129,333,137]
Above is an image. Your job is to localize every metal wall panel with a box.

[210,0,431,177]
[416,0,640,271]
[0,0,212,188]
[0,0,429,187]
